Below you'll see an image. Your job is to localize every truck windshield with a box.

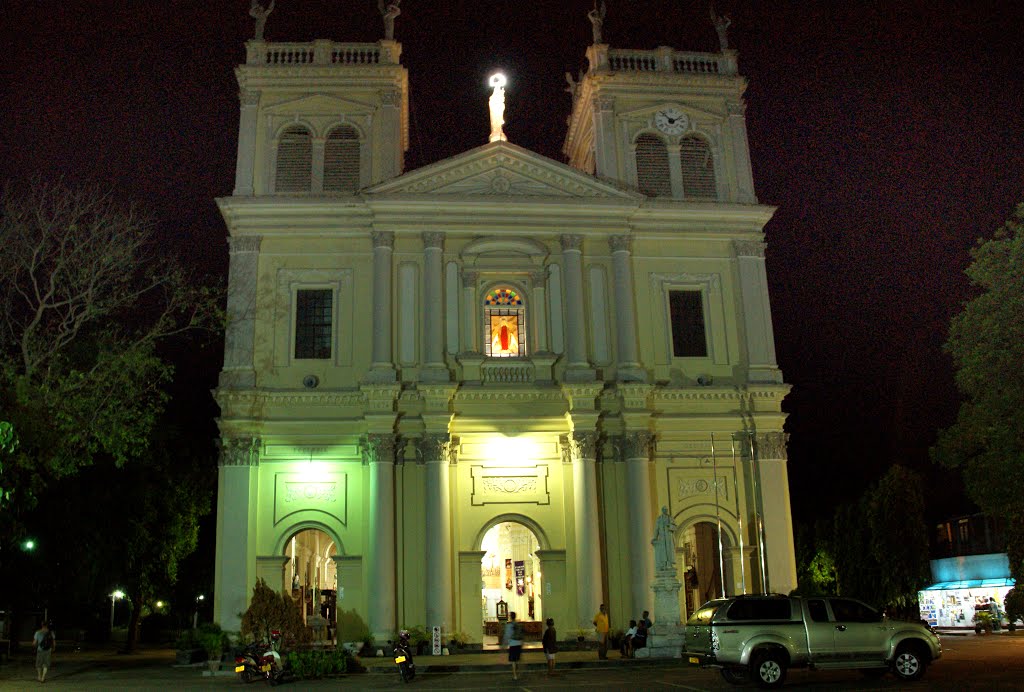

[687,600,726,625]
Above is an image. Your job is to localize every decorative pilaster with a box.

[529,269,550,353]
[366,232,397,383]
[421,233,449,382]
[562,431,603,629]
[460,270,480,355]
[591,95,616,178]
[727,100,757,203]
[734,240,783,384]
[421,434,455,634]
[622,431,655,616]
[608,236,645,382]
[220,235,261,389]
[233,89,261,196]
[666,144,684,199]
[379,88,403,181]
[213,435,261,631]
[364,433,397,639]
[560,235,595,381]
[754,431,797,595]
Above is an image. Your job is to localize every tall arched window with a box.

[679,135,717,200]
[483,287,527,358]
[323,125,360,192]
[275,126,312,192]
[635,133,672,197]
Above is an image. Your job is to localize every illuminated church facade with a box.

[214,16,796,643]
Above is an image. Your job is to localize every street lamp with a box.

[22,539,35,552]
[110,590,125,631]
[193,594,205,629]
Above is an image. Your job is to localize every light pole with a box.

[193,594,205,629]
[110,590,124,631]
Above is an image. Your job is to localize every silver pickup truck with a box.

[683,594,941,688]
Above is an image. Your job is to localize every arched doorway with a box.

[480,521,543,646]
[678,521,729,619]
[284,527,337,638]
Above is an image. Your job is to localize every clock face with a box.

[655,108,687,135]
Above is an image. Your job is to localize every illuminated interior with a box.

[480,521,542,639]
[483,287,526,357]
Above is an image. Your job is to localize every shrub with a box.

[196,623,229,660]
[285,647,362,679]
[240,578,311,649]
[335,608,370,644]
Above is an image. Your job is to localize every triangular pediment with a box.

[366,141,641,199]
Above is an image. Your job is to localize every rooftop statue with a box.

[378,0,401,41]
[488,73,507,143]
[564,72,578,101]
[249,0,275,41]
[710,5,732,52]
[587,1,607,44]
[651,506,678,572]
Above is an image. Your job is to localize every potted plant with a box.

[973,609,993,635]
[569,627,588,650]
[1004,588,1023,632]
[196,623,229,672]
[447,630,469,651]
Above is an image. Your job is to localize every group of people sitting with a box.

[620,610,652,658]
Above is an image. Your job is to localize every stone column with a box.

[365,434,397,640]
[379,88,403,182]
[755,432,797,595]
[220,235,261,389]
[460,271,480,354]
[609,236,645,382]
[560,235,594,380]
[623,432,655,616]
[728,101,756,203]
[213,436,260,632]
[233,89,260,196]
[529,269,550,354]
[367,232,396,382]
[563,432,603,629]
[421,434,454,633]
[591,95,617,179]
[421,233,449,382]
[734,241,783,384]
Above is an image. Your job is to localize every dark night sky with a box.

[2,0,1022,524]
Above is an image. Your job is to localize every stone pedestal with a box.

[644,570,685,658]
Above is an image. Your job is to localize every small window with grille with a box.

[635,133,672,197]
[294,289,333,359]
[276,126,313,192]
[324,125,360,192]
[679,135,717,200]
[669,290,707,358]
[483,287,527,358]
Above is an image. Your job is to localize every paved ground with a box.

[1,629,1022,690]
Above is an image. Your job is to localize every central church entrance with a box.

[480,521,543,646]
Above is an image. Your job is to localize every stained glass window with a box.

[484,287,526,358]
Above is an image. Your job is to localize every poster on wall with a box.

[505,559,513,591]
[515,561,526,596]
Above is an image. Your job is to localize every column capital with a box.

[363,434,397,464]
[372,231,395,249]
[560,234,584,252]
[462,270,479,288]
[734,239,766,258]
[219,436,260,467]
[560,431,599,463]
[380,88,402,107]
[608,235,632,253]
[594,95,616,112]
[422,231,445,250]
[239,89,261,107]
[529,268,549,289]
[419,433,458,464]
[620,431,655,460]
[755,431,789,460]
[228,235,262,254]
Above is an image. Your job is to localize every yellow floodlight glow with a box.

[483,434,542,465]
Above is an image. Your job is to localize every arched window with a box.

[483,287,527,358]
[275,126,312,192]
[635,133,672,197]
[323,125,360,192]
[679,135,717,200]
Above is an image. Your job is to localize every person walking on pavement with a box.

[33,620,55,683]
[593,603,610,660]
[504,611,523,680]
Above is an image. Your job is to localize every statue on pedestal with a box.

[651,506,678,572]
[378,0,401,41]
[249,0,275,41]
[487,73,507,143]
[587,1,607,44]
[710,5,732,52]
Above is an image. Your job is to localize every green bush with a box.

[196,623,229,660]
[285,647,362,679]
[335,608,370,644]
[1005,588,1024,624]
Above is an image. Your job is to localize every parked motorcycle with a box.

[234,630,285,685]
[393,630,416,682]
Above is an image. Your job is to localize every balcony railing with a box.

[481,360,535,385]
[591,46,738,77]
[245,40,401,67]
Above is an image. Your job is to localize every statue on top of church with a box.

[249,0,275,42]
[378,0,401,41]
[587,1,607,44]
[710,5,732,52]
[564,71,578,101]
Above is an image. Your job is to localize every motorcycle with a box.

[235,630,285,685]
[393,630,416,682]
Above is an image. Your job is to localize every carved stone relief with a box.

[219,437,261,467]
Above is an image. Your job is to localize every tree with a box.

[933,203,1024,583]
[0,178,218,542]
[241,579,311,649]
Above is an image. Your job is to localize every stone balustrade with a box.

[245,40,400,67]
[481,359,535,385]
[593,46,738,77]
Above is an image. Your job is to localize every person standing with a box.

[33,620,55,683]
[504,611,523,680]
[542,617,558,675]
[593,603,610,660]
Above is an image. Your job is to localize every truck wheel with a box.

[720,666,749,685]
[751,651,787,688]
[892,642,926,682]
